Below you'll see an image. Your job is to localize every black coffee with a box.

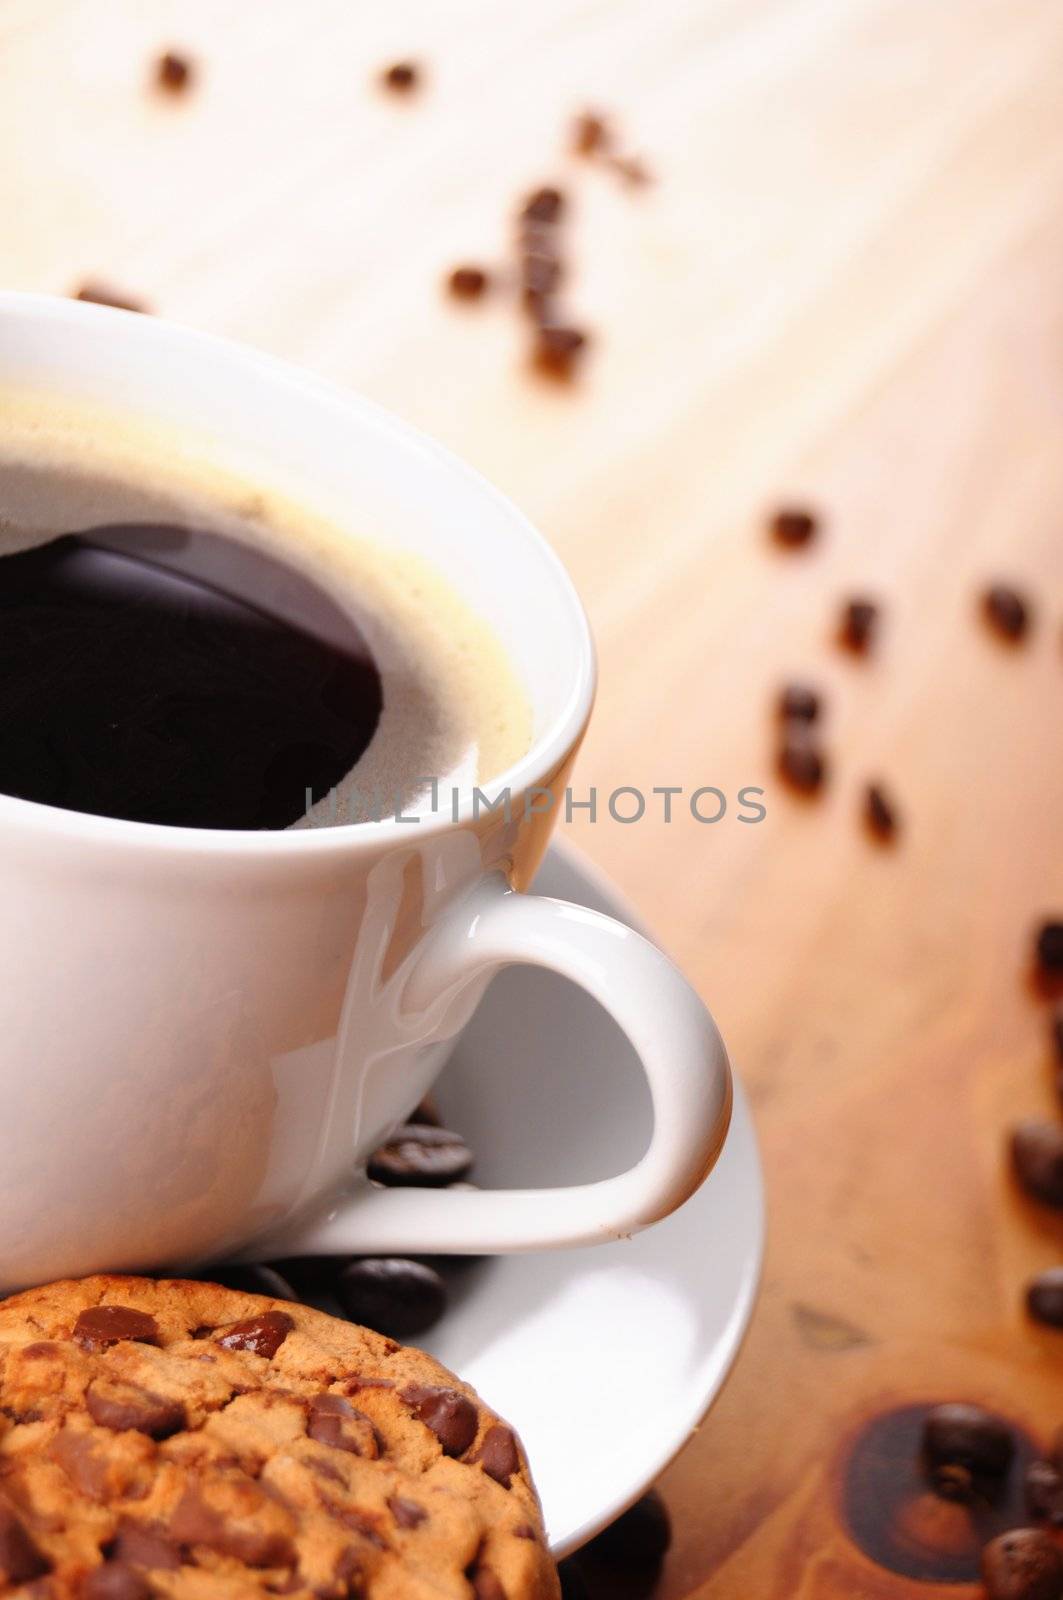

[0,527,383,828]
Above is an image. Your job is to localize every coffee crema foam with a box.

[0,390,533,827]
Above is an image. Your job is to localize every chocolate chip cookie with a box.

[0,1276,559,1599]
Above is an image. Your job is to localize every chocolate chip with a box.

[388,1497,427,1529]
[0,1500,49,1583]
[155,51,193,92]
[447,266,490,301]
[1028,1460,1063,1525]
[170,1487,295,1569]
[777,683,820,722]
[572,111,611,156]
[209,1264,298,1302]
[368,1124,473,1187]
[1036,923,1063,977]
[521,186,565,225]
[471,1570,506,1600]
[583,1491,672,1568]
[307,1394,378,1458]
[215,1308,294,1358]
[982,1528,1063,1600]
[840,597,879,654]
[336,1258,448,1339]
[107,1522,182,1571]
[81,1565,151,1600]
[777,736,826,794]
[865,782,899,842]
[86,1380,185,1439]
[471,1425,520,1487]
[73,1306,159,1352]
[1026,1269,1063,1327]
[382,61,419,93]
[402,1385,478,1456]
[532,324,589,380]
[983,584,1031,643]
[1012,1120,1063,1207]
[73,284,149,315]
[522,252,562,297]
[921,1403,1015,1492]
[769,507,818,548]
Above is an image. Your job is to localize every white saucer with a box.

[423,843,764,1557]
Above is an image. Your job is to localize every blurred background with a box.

[2,2,1063,1595]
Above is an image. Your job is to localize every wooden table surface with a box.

[3,1,1063,1594]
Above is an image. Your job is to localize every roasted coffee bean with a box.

[532,324,589,380]
[368,1124,473,1187]
[155,51,193,92]
[307,1394,378,1457]
[0,1499,49,1583]
[1026,1268,1063,1327]
[520,186,565,225]
[777,736,826,795]
[266,1257,339,1300]
[1012,1120,1063,1207]
[388,1496,427,1529]
[865,782,899,841]
[447,266,490,301]
[73,1306,159,1352]
[215,1309,293,1358]
[777,683,821,722]
[402,1384,478,1456]
[982,584,1031,643]
[921,1403,1015,1484]
[210,1264,297,1302]
[337,1258,448,1339]
[82,1564,152,1600]
[86,1380,185,1439]
[73,283,148,315]
[583,1490,672,1568]
[1036,923,1063,977]
[981,1528,1063,1600]
[769,507,817,548]
[840,597,879,653]
[471,1424,520,1487]
[381,61,419,93]
[572,111,611,156]
[1027,1459,1063,1525]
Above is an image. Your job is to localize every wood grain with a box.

[2,1,1063,1593]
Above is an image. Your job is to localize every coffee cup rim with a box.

[0,292,596,855]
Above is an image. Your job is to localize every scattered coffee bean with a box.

[1027,1459,1063,1525]
[1012,1120,1063,1207]
[368,1124,473,1187]
[922,1403,1015,1492]
[839,597,879,654]
[1027,1268,1063,1328]
[769,507,818,548]
[864,781,899,842]
[983,584,1031,643]
[154,51,193,93]
[777,683,821,723]
[582,1490,672,1569]
[777,736,826,795]
[532,323,589,380]
[381,61,420,93]
[73,283,149,315]
[73,1306,159,1352]
[981,1528,1063,1600]
[447,266,490,301]
[1036,923,1063,977]
[521,186,565,226]
[210,1264,297,1302]
[336,1258,448,1339]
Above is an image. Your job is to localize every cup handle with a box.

[256,877,733,1256]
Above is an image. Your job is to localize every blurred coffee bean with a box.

[337,1258,447,1339]
[267,1257,341,1301]
[210,1264,297,1302]
[981,1528,1063,1600]
[1026,1268,1063,1327]
[922,1404,1015,1492]
[368,1124,473,1187]
[1012,1121,1063,1207]
[982,584,1031,643]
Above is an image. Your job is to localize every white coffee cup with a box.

[0,292,732,1289]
